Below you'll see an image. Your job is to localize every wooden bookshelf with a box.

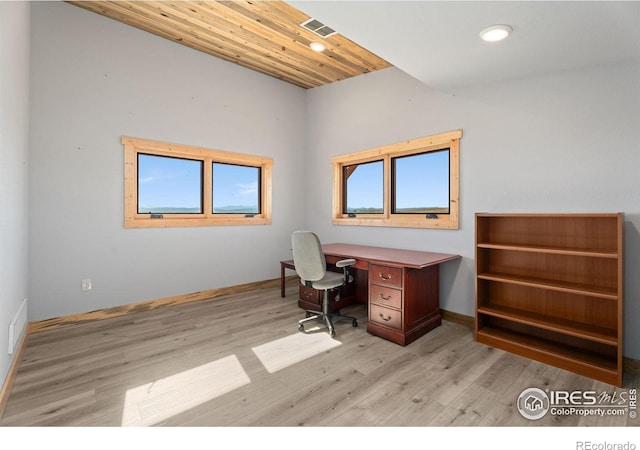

[475,213,624,387]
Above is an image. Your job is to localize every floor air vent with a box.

[301,18,337,38]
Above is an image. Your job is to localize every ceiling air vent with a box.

[301,18,337,38]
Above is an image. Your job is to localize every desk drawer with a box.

[370,264,403,288]
[369,284,402,310]
[299,285,338,305]
[369,304,402,331]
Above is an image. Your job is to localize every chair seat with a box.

[301,272,353,290]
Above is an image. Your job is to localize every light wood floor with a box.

[2,281,638,427]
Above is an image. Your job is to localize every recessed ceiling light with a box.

[310,42,326,52]
[479,24,513,42]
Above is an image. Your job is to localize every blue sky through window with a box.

[137,155,260,214]
[345,160,384,213]
[393,149,450,212]
[138,154,202,213]
[345,150,450,214]
[212,163,259,213]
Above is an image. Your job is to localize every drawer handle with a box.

[378,293,392,301]
[378,272,392,281]
[379,313,392,322]
[304,292,313,299]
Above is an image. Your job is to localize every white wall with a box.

[305,63,640,359]
[0,2,30,386]
[23,1,640,365]
[28,2,307,321]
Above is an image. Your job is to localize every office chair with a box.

[291,231,358,337]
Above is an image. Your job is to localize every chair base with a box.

[298,308,358,337]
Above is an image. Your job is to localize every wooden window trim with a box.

[123,136,272,228]
[331,130,461,230]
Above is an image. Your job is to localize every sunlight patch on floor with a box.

[121,354,250,426]
[251,330,342,373]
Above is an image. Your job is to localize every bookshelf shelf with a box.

[475,213,623,387]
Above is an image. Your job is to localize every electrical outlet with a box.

[81,279,92,292]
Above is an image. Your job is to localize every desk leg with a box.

[280,264,285,297]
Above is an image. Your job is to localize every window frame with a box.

[123,136,272,228]
[331,130,461,230]
[342,159,385,215]
[211,161,262,215]
[137,152,205,215]
[390,148,451,215]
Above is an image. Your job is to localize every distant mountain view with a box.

[139,205,258,214]
[346,207,384,214]
[347,207,449,214]
[395,207,449,214]
[213,205,259,213]
[139,207,202,214]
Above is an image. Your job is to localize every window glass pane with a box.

[212,163,260,214]
[392,149,450,214]
[137,154,203,214]
[343,160,383,214]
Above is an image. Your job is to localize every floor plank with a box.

[1,282,638,429]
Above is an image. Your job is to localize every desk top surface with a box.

[322,243,461,269]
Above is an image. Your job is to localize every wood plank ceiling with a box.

[67,1,392,89]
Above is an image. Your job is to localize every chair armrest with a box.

[335,258,356,268]
[336,258,356,284]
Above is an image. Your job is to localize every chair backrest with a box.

[291,231,326,282]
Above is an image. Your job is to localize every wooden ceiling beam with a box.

[132,1,331,87]
[246,1,389,73]
[66,0,392,89]
[175,1,346,83]
[215,1,368,78]
[71,0,322,88]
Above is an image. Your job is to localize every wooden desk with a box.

[280,259,296,297]
[321,243,461,346]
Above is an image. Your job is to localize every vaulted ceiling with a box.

[67,1,640,94]
[67,1,392,89]
[292,1,640,93]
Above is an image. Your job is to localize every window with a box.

[332,130,461,229]
[391,149,450,214]
[212,163,261,214]
[123,137,272,228]
[138,154,203,214]
[343,160,384,214]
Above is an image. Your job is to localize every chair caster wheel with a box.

[352,320,358,327]
[298,324,304,332]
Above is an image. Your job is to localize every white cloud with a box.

[236,181,257,195]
